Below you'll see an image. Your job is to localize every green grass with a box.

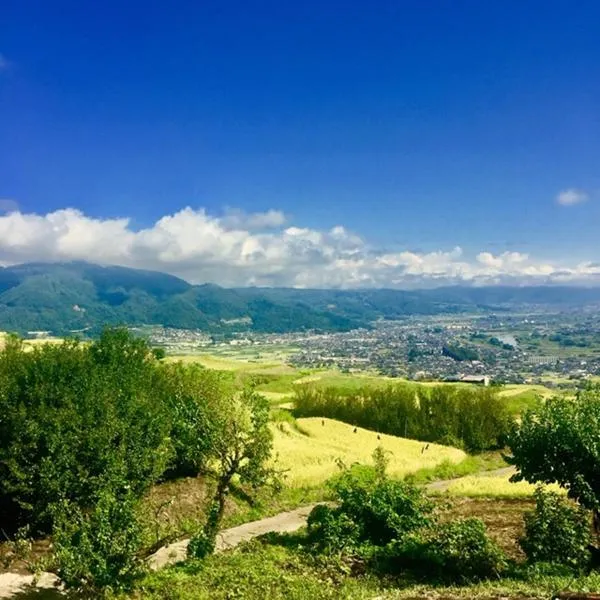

[129,541,381,599]
[382,570,600,599]
[501,390,544,416]
[127,536,600,600]
[405,452,508,485]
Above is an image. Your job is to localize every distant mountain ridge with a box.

[1,262,600,336]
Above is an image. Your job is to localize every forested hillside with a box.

[2,261,600,336]
[0,263,364,335]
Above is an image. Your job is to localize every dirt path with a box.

[0,467,514,598]
[147,503,321,570]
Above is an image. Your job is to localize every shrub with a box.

[520,487,592,570]
[187,529,216,560]
[307,451,433,554]
[389,518,506,582]
[52,489,146,596]
[306,504,361,553]
[331,465,433,546]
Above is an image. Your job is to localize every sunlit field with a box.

[271,416,466,487]
[443,472,565,498]
[165,353,298,375]
[0,332,64,351]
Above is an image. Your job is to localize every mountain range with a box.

[1,262,600,336]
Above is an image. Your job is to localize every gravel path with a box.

[0,467,515,598]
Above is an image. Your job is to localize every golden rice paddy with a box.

[271,417,466,488]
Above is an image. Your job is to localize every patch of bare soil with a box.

[439,497,534,560]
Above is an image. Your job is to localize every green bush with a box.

[333,467,433,546]
[388,518,506,582]
[307,453,433,555]
[306,504,361,553]
[187,529,216,560]
[52,489,146,595]
[0,331,173,532]
[520,488,592,570]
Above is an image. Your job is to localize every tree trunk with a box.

[204,473,232,541]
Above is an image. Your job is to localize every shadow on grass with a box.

[254,530,307,549]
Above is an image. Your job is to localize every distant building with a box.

[460,374,490,386]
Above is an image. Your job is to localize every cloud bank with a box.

[0,206,599,288]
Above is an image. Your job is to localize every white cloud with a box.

[0,205,599,288]
[556,188,589,206]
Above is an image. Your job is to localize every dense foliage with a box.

[295,383,510,451]
[0,329,275,593]
[307,463,433,553]
[520,488,592,570]
[390,518,507,582]
[52,489,146,595]
[507,391,600,522]
[0,330,172,532]
[442,344,479,361]
[307,450,506,584]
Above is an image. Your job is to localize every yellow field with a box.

[0,332,65,351]
[498,384,554,399]
[271,417,466,488]
[165,353,297,375]
[444,473,564,498]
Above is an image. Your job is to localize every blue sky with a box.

[1,1,599,287]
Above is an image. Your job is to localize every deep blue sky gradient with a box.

[1,0,599,259]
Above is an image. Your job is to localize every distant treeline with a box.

[294,384,510,452]
[442,344,479,362]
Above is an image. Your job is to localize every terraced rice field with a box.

[271,417,466,487]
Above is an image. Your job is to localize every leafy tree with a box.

[0,329,172,532]
[189,389,277,555]
[159,363,228,478]
[507,391,600,533]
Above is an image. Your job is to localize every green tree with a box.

[159,363,228,478]
[189,389,277,556]
[507,391,600,535]
[0,329,172,532]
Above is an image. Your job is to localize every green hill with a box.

[0,262,366,335]
[3,262,600,336]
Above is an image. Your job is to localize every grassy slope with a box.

[271,417,466,487]
[442,472,564,498]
